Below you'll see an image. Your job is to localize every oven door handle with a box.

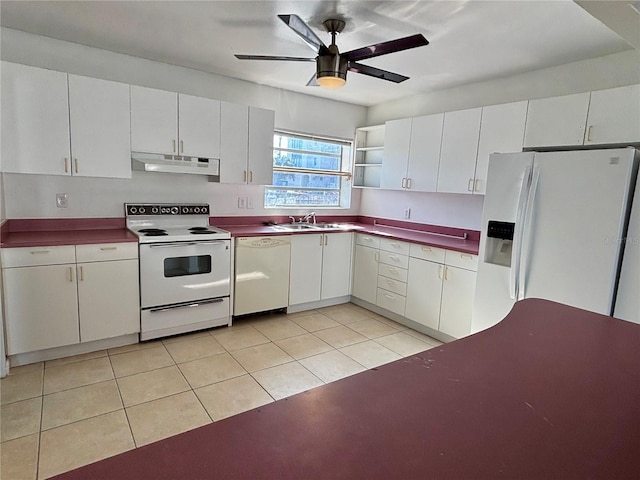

[149,298,225,313]
[147,241,227,248]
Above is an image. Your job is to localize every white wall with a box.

[0,28,366,219]
[359,50,640,230]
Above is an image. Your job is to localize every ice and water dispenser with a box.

[484,221,515,267]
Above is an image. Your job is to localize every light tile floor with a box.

[0,303,443,479]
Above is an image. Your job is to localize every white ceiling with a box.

[1,1,636,107]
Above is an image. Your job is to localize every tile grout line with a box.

[107,349,138,449]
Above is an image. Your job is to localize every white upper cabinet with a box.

[130,85,178,155]
[1,62,71,175]
[523,92,590,148]
[380,118,411,190]
[178,93,221,158]
[437,107,482,194]
[68,74,131,178]
[474,101,528,195]
[407,113,444,192]
[247,106,275,185]
[220,101,249,184]
[130,85,221,159]
[585,85,640,145]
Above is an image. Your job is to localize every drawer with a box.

[1,245,76,268]
[356,233,380,249]
[379,250,409,269]
[409,243,446,263]
[378,263,408,283]
[379,238,410,255]
[76,243,139,263]
[377,275,407,296]
[445,250,479,271]
[376,288,406,316]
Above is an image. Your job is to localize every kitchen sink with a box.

[313,223,345,229]
[272,223,349,231]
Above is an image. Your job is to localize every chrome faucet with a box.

[301,211,317,224]
[289,216,297,224]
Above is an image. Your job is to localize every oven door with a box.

[139,240,230,308]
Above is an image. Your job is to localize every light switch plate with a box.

[56,193,68,208]
[237,196,246,209]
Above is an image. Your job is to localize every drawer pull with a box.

[386,279,396,287]
[421,246,432,252]
[385,294,394,300]
[100,247,118,251]
[362,236,372,242]
[461,254,473,260]
[30,250,51,255]
[387,267,398,274]
[389,255,400,261]
[390,242,400,248]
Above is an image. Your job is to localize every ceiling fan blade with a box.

[348,62,409,83]
[306,73,319,87]
[344,34,429,62]
[235,54,315,62]
[278,14,328,54]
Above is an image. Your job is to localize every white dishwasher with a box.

[234,236,291,316]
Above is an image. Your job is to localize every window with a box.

[265,131,352,208]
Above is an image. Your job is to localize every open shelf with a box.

[353,124,385,188]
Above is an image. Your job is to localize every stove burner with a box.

[144,232,168,237]
[191,230,214,235]
[189,227,210,231]
[138,228,167,234]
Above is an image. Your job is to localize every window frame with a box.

[265,130,353,209]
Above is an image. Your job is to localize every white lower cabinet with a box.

[289,232,353,306]
[1,243,140,355]
[352,244,379,305]
[405,257,443,331]
[439,265,476,339]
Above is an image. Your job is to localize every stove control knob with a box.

[130,207,137,214]
[138,207,146,214]
[151,207,159,214]
[171,206,179,215]
[182,206,189,214]
[193,207,200,213]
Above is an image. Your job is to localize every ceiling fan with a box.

[235,14,429,89]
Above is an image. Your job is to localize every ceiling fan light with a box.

[316,54,348,89]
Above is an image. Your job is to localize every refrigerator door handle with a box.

[510,166,531,299]
[518,166,540,301]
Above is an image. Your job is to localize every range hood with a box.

[132,153,220,177]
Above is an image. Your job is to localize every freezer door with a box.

[472,152,534,333]
[519,148,637,315]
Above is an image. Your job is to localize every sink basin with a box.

[272,223,317,231]
[313,223,345,229]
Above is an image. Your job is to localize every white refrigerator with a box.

[472,148,638,333]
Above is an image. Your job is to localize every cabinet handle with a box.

[243,170,247,182]
[421,246,432,252]
[374,252,379,263]
[68,267,74,282]
[586,125,593,142]
[173,139,176,153]
[474,179,480,192]
[180,140,184,154]
[362,237,372,243]
[30,250,51,255]
[385,294,394,300]
[406,178,412,189]
[401,178,407,189]
[467,179,474,192]
[249,170,253,183]
[438,265,443,280]
[389,254,400,261]
[64,158,69,173]
[387,267,397,274]
[444,266,449,281]
[461,254,473,260]
[79,266,84,281]
[100,247,118,251]
[324,235,328,246]
[386,279,395,287]
[74,158,79,174]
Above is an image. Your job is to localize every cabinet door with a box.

[130,85,178,155]
[437,107,482,194]
[474,101,527,194]
[68,74,131,178]
[3,265,79,355]
[178,93,221,158]
[321,232,353,299]
[247,106,275,185]
[439,266,476,339]
[406,113,443,192]
[220,102,249,184]
[289,234,323,305]
[1,62,71,175]
[352,245,379,305]
[585,85,640,145]
[380,118,411,190]
[77,259,140,342]
[523,92,590,148]
[405,257,443,330]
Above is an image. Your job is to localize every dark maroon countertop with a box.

[213,215,480,255]
[52,298,640,480]
[0,218,137,248]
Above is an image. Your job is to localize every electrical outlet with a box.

[56,193,68,208]
[246,196,254,209]
[404,207,411,219]
[237,196,246,209]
